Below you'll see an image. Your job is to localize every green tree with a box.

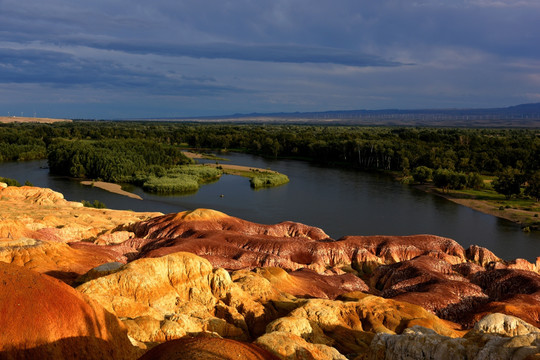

[433,168,452,192]
[448,171,468,190]
[492,167,523,199]
[525,171,540,201]
[412,166,432,184]
[467,172,484,190]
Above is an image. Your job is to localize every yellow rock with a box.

[174,208,229,221]
[256,331,347,360]
[77,252,264,344]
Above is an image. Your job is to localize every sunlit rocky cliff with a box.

[1,182,539,359]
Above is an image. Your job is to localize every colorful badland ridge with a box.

[0,182,539,359]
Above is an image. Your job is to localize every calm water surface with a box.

[1,153,538,261]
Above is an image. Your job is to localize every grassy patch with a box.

[142,175,200,194]
[446,188,505,201]
[141,165,222,194]
[447,188,539,210]
[167,165,222,182]
[250,172,290,189]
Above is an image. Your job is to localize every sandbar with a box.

[80,181,142,200]
[204,163,278,174]
[182,151,205,159]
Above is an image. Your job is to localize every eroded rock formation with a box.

[1,184,540,359]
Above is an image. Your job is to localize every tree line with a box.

[0,122,538,198]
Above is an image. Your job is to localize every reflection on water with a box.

[1,154,538,261]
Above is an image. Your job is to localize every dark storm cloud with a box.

[0,0,539,117]
[0,47,245,96]
[78,41,403,67]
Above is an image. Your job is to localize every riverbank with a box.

[417,184,540,231]
[80,181,143,200]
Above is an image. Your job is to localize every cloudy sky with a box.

[1,0,539,119]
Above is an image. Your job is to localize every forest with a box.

[0,121,538,198]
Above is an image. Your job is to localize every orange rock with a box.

[138,337,280,360]
[0,185,70,206]
[472,294,540,328]
[466,245,501,267]
[0,184,159,244]
[256,267,368,300]
[0,238,120,284]
[0,262,137,359]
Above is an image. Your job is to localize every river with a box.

[1,153,538,261]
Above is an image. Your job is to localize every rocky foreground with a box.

[1,183,540,359]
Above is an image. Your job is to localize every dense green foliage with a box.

[432,168,469,192]
[47,138,191,182]
[0,124,47,162]
[1,122,538,174]
[179,125,539,174]
[0,121,539,197]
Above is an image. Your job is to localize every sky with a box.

[1,0,539,119]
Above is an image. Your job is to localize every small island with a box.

[43,139,289,198]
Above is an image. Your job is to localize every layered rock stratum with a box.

[1,182,539,359]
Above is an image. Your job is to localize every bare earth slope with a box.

[0,116,71,123]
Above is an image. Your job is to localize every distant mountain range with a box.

[141,103,540,127]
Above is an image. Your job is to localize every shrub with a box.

[0,177,21,187]
[82,200,107,208]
